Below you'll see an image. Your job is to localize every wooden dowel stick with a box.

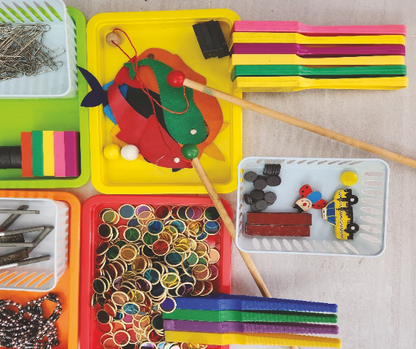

[184,78,416,169]
[191,156,299,349]
[191,156,272,298]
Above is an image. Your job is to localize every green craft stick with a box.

[231,65,407,81]
[16,5,34,22]
[32,131,44,177]
[34,2,53,21]
[27,8,43,21]
[4,4,24,22]
[163,309,338,324]
[23,2,44,22]
[0,8,15,22]
[45,1,62,21]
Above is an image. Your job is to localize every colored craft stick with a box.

[163,309,338,323]
[20,132,33,177]
[230,54,405,66]
[164,331,341,347]
[245,225,310,236]
[54,131,66,177]
[174,293,337,313]
[31,131,44,177]
[64,131,80,177]
[231,32,405,45]
[231,43,406,56]
[232,76,408,92]
[42,131,55,176]
[233,21,407,36]
[163,319,339,335]
[231,65,407,81]
[247,212,312,225]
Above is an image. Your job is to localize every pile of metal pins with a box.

[0,293,62,349]
[0,23,64,81]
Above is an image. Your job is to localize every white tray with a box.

[236,157,389,257]
[0,0,77,98]
[0,197,69,291]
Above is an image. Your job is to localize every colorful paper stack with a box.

[230,21,408,92]
[21,131,80,178]
[163,293,341,347]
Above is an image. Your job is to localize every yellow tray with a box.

[230,54,405,66]
[87,9,242,194]
[232,76,408,92]
[231,32,405,45]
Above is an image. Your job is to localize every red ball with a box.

[167,70,185,88]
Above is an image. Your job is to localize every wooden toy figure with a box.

[293,184,327,212]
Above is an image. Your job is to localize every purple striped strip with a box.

[232,43,406,56]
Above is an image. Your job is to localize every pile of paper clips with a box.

[0,23,64,81]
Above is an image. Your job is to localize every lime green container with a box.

[0,7,90,189]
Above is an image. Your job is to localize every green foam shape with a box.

[136,58,208,145]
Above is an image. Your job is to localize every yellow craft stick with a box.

[232,76,408,92]
[165,331,341,348]
[42,131,55,176]
[232,32,405,45]
[230,54,405,66]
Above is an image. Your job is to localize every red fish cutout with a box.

[109,48,224,169]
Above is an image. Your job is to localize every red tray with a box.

[79,195,232,349]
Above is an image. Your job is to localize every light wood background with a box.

[64,1,416,348]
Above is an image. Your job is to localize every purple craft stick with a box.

[163,320,339,335]
[232,43,406,56]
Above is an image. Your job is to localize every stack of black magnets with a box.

[243,164,282,212]
[192,20,230,59]
[0,146,21,169]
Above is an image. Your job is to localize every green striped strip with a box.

[231,64,407,81]
[163,309,338,324]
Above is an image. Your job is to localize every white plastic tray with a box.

[236,157,389,257]
[0,197,69,291]
[0,0,77,98]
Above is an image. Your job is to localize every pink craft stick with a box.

[233,21,407,36]
[64,131,80,177]
[54,131,66,177]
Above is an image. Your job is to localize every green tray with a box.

[0,7,90,189]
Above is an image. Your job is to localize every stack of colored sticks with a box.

[163,293,341,348]
[21,131,80,177]
[230,21,408,92]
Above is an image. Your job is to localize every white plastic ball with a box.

[121,144,139,161]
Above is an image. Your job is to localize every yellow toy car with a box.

[322,189,359,240]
